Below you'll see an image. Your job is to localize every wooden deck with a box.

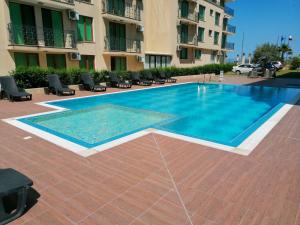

[1,76,300,225]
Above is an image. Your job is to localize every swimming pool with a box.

[5,83,300,156]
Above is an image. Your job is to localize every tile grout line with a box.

[151,134,195,225]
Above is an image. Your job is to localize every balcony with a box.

[223,24,236,34]
[104,36,141,53]
[222,42,234,50]
[224,6,234,17]
[178,10,199,24]
[178,34,198,47]
[18,0,75,9]
[102,0,141,23]
[8,24,76,49]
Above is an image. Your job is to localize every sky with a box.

[226,0,300,61]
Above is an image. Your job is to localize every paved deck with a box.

[1,76,300,225]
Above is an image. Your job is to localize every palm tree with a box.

[278,44,292,62]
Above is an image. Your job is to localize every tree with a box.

[253,43,281,63]
[290,57,300,70]
[278,44,292,61]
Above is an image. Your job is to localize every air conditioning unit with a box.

[137,56,145,63]
[137,25,144,32]
[69,52,81,61]
[176,46,182,51]
[176,21,181,27]
[68,10,79,21]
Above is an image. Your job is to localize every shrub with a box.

[290,57,300,70]
[10,63,234,89]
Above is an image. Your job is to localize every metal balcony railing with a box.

[104,36,141,53]
[223,24,236,33]
[102,0,141,21]
[50,0,75,4]
[223,42,234,50]
[225,6,234,16]
[178,10,199,23]
[8,24,76,49]
[178,34,198,46]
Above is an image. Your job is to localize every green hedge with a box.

[10,63,234,89]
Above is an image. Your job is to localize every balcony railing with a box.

[50,0,75,4]
[178,10,199,23]
[178,34,198,46]
[8,24,76,49]
[223,24,236,33]
[104,36,141,53]
[102,0,141,21]
[225,6,234,16]
[223,42,234,50]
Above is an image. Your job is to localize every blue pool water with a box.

[20,83,300,148]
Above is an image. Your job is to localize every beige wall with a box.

[0,0,234,75]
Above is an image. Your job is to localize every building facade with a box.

[0,0,235,74]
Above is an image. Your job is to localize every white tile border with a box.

[2,83,300,157]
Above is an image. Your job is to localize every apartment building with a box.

[0,0,235,74]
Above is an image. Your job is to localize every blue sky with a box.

[227,0,300,60]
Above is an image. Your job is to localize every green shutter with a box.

[28,54,39,66]
[195,50,202,59]
[198,27,204,42]
[79,55,86,69]
[215,13,220,26]
[47,54,66,69]
[9,2,24,45]
[181,24,188,44]
[14,53,26,67]
[77,16,85,41]
[198,5,205,21]
[214,32,219,45]
[85,17,93,41]
[180,48,188,60]
[88,56,94,70]
[51,11,64,48]
[181,1,189,18]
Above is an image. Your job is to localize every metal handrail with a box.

[102,0,141,21]
[7,23,76,48]
[177,33,198,46]
[104,36,141,53]
[51,0,75,4]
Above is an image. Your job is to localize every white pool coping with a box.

[3,82,300,157]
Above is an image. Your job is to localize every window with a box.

[42,9,64,48]
[211,51,217,63]
[46,54,66,69]
[9,2,37,45]
[180,48,188,60]
[77,16,93,42]
[215,12,220,26]
[195,50,202,60]
[198,5,205,21]
[209,30,213,37]
[180,24,188,44]
[180,1,189,18]
[14,53,39,68]
[80,55,95,70]
[214,32,219,45]
[109,22,126,51]
[111,56,126,71]
[210,9,214,16]
[145,55,171,68]
[198,27,205,42]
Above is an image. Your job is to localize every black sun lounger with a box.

[158,71,177,83]
[47,74,75,96]
[81,73,106,92]
[130,72,152,86]
[0,168,33,225]
[108,72,132,89]
[0,76,32,101]
[144,71,165,84]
